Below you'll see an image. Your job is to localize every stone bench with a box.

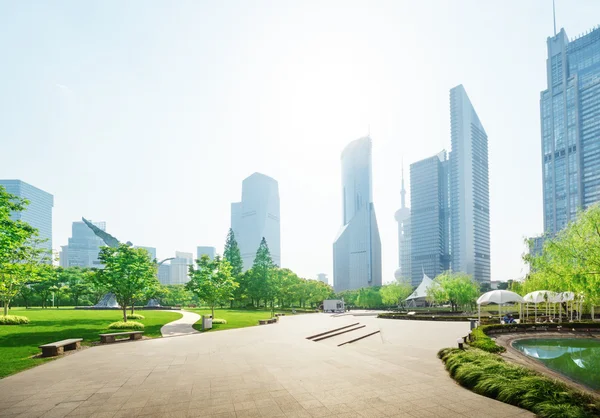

[259,320,269,325]
[39,338,83,357]
[275,313,286,317]
[99,331,144,344]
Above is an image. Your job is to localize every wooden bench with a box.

[99,331,144,344]
[259,320,269,325]
[39,338,83,357]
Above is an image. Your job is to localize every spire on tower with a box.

[553,0,557,36]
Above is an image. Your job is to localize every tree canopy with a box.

[426,271,479,312]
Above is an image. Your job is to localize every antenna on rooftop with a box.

[552,0,557,36]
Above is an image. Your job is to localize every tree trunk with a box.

[122,306,127,322]
[3,301,8,316]
[131,304,134,315]
[211,305,215,319]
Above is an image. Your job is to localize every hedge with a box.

[378,313,474,321]
[0,315,30,325]
[438,347,600,418]
[469,327,505,353]
[126,314,145,320]
[108,321,144,330]
[213,318,227,324]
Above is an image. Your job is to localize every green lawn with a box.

[0,308,182,379]
[186,308,297,332]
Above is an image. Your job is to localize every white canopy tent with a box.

[405,272,439,307]
[476,290,524,324]
[523,290,557,322]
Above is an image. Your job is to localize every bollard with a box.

[457,338,464,350]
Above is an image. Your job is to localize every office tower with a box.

[333,137,382,292]
[137,246,156,262]
[450,85,491,284]
[158,263,171,285]
[540,27,600,234]
[197,246,216,261]
[316,273,328,285]
[0,180,53,254]
[410,151,450,286]
[168,251,193,285]
[231,173,281,270]
[63,220,107,268]
[394,164,411,283]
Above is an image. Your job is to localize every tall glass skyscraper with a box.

[0,180,54,254]
[410,151,450,286]
[450,85,491,284]
[541,27,600,234]
[62,220,106,268]
[231,173,281,270]
[333,137,382,292]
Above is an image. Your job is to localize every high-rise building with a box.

[316,273,328,285]
[333,137,382,292]
[197,246,216,261]
[62,220,106,268]
[137,246,156,261]
[410,151,450,286]
[394,164,411,283]
[158,263,171,285]
[450,85,491,284]
[0,180,54,254]
[540,27,600,235]
[231,173,281,270]
[169,251,193,285]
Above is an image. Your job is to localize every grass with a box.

[0,307,182,378]
[438,347,600,418]
[468,327,506,353]
[186,308,293,332]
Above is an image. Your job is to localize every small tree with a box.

[224,228,244,306]
[186,255,238,318]
[94,244,159,322]
[380,282,413,308]
[247,237,275,309]
[428,271,479,312]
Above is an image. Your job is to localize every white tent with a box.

[523,290,558,322]
[476,290,524,323]
[405,272,439,307]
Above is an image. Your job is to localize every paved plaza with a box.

[160,311,201,337]
[0,314,533,418]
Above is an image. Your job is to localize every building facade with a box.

[410,151,450,286]
[316,273,328,285]
[394,165,411,283]
[158,263,171,285]
[169,251,193,285]
[0,180,54,254]
[137,246,156,262]
[333,137,382,292]
[231,173,281,270]
[450,85,491,284]
[61,220,106,268]
[197,246,216,261]
[540,27,600,235]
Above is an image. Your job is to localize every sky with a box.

[1,0,599,285]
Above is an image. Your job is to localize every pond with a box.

[512,338,600,390]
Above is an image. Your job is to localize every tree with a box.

[186,255,238,318]
[247,237,275,309]
[356,287,383,308]
[59,267,91,307]
[223,229,243,277]
[94,244,159,322]
[380,282,413,308]
[0,185,49,315]
[427,271,479,312]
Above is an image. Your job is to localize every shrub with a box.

[378,313,472,322]
[127,314,145,320]
[212,318,227,324]
[0,315,29,325]
[108,321,144,330]
[438,347,600,418]
[468,327,505,353]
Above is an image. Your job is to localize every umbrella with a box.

[477,290,524,323]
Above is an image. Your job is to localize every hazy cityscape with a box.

[1,2,600,417]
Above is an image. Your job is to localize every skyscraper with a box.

[197,246,216,261]
[316,273,328,285]
[450,85,491,284]
[137,246,157,261]
[62,220,106,268]
[540,27,600,235]
[231,173,281,270]
[0,180,54,254]
[394,164,411,283]
[169,251,193,285]
[333,137,382,292]
[410,151,450,286]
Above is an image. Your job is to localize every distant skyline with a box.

[1,1,599,282]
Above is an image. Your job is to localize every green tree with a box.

[380,282,413,307]
[356,287,383,308]
[94,244,159,322]
[0,186,50,315]
[223,229,243,277]
[186,255,238,318]
[427,271,479,312]
[247,237,275,308]
[59,267,91,307]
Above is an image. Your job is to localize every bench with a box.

[259,320,269,325]
[268,318,277,324]
[39,338,83,357]
[99,331,144,344]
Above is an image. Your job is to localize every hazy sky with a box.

[1,1,599,284]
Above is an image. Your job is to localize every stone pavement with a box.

[160,310,201,337]
[0,314,534,418]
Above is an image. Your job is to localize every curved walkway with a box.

[160,309,201,337]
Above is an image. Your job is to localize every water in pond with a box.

[512,338,600,390]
